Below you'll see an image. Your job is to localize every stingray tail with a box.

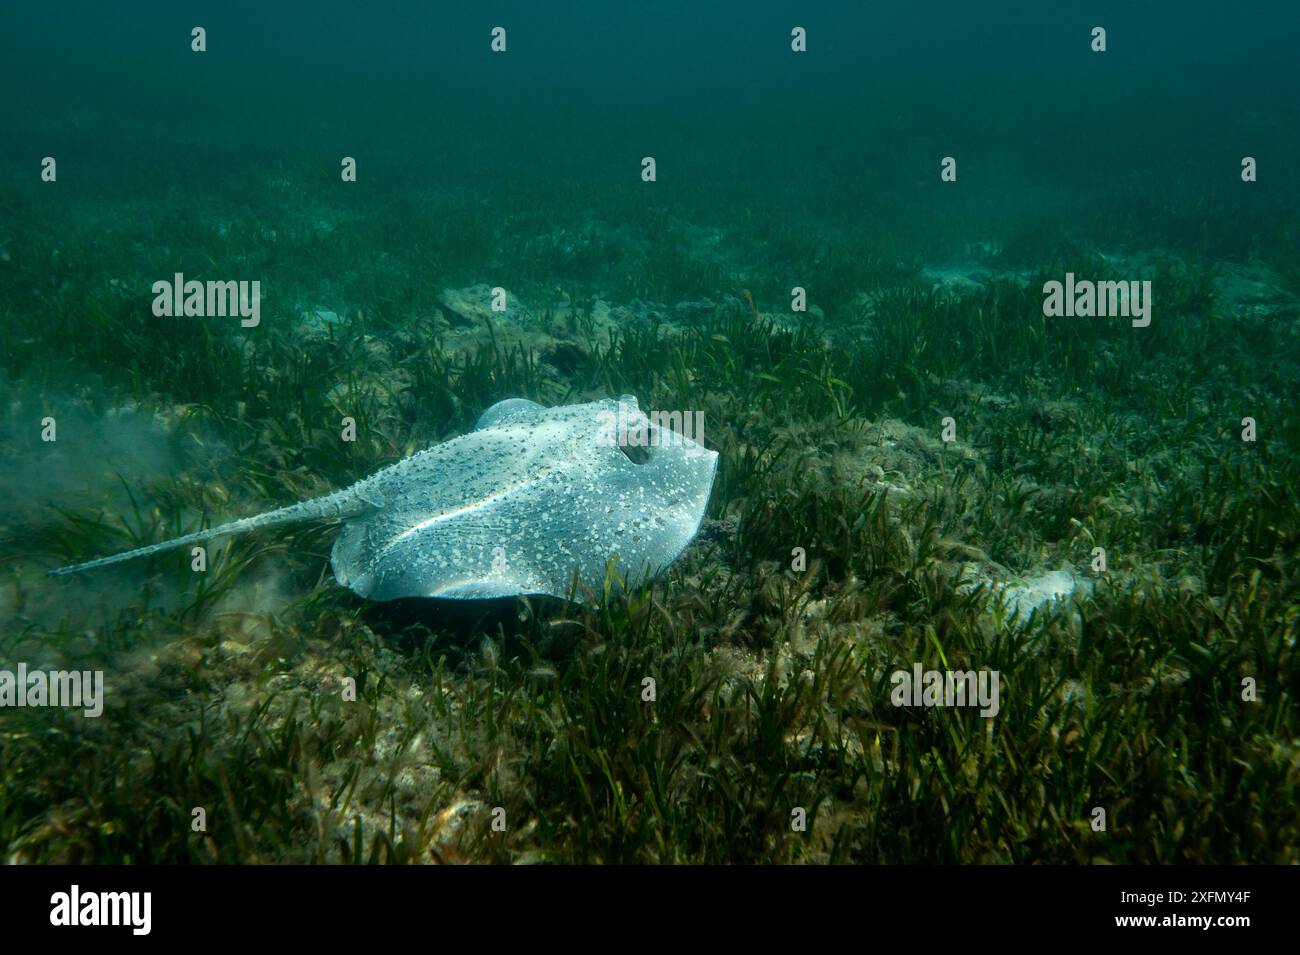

[47,487,367,577]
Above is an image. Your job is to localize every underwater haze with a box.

[1,0,1298,863]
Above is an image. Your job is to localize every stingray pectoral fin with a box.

[329,505,562,601]
[48,487,367,577]
[341,550,553,602]
[425,577,548,600]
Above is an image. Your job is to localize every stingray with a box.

[49,396,718,601]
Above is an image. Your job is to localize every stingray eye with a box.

[620,443,651,465]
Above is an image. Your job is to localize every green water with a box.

[0,1,1296,863]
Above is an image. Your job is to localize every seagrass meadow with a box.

[1,2,1298,864]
